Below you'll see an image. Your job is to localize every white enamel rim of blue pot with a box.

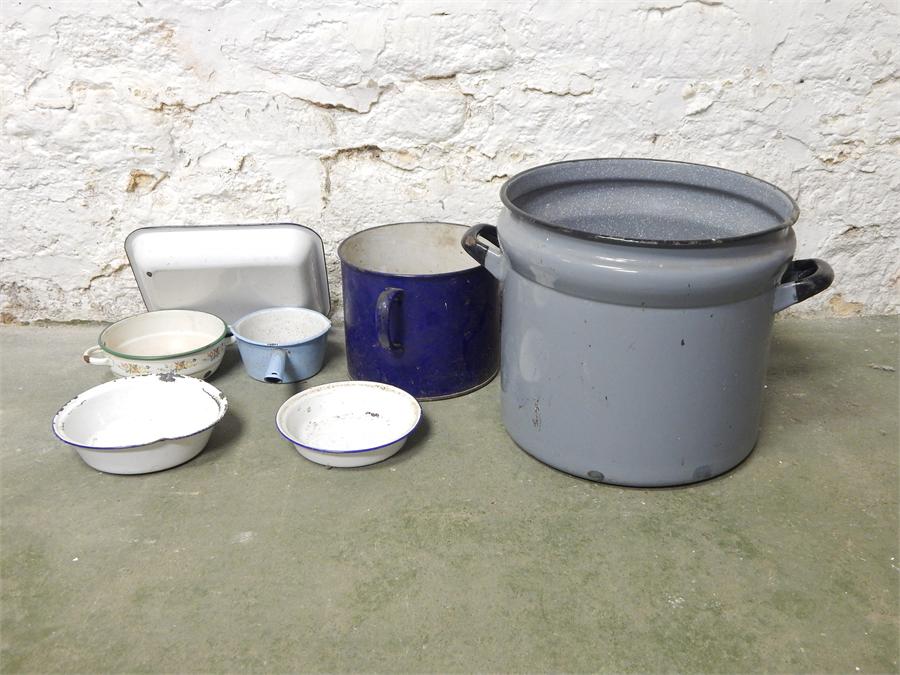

[52,374,228,474]
[275,381,422,467]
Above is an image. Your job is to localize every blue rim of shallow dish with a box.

[275,424,414,454]
[275,383,421,454]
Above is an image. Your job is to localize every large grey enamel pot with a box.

[462,158,834,487]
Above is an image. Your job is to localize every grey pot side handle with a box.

[376,287,403,351]
[462,224,506,280]
[773,258,835,313]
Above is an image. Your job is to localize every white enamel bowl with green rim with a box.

[52,374,228,474]
[276,381,422,468]
[82,309,233,378]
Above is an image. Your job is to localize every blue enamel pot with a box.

[338,222,500,400]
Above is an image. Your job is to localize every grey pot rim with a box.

[499,157,801,249]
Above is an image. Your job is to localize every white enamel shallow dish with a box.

[52,375,228,474]
[276,381,421,468]
[125,223,331,325]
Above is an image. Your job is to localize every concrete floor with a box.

[0,318,897,673]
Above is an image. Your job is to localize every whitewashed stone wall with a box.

[1,0,897,322]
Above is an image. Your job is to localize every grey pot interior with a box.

[501,158,800,246]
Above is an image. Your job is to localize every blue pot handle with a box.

[376,287,403,350]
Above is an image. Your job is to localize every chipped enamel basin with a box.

[276,381,421,468]
[52,374,228,474]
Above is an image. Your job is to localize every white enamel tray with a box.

[125,224,331,325]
